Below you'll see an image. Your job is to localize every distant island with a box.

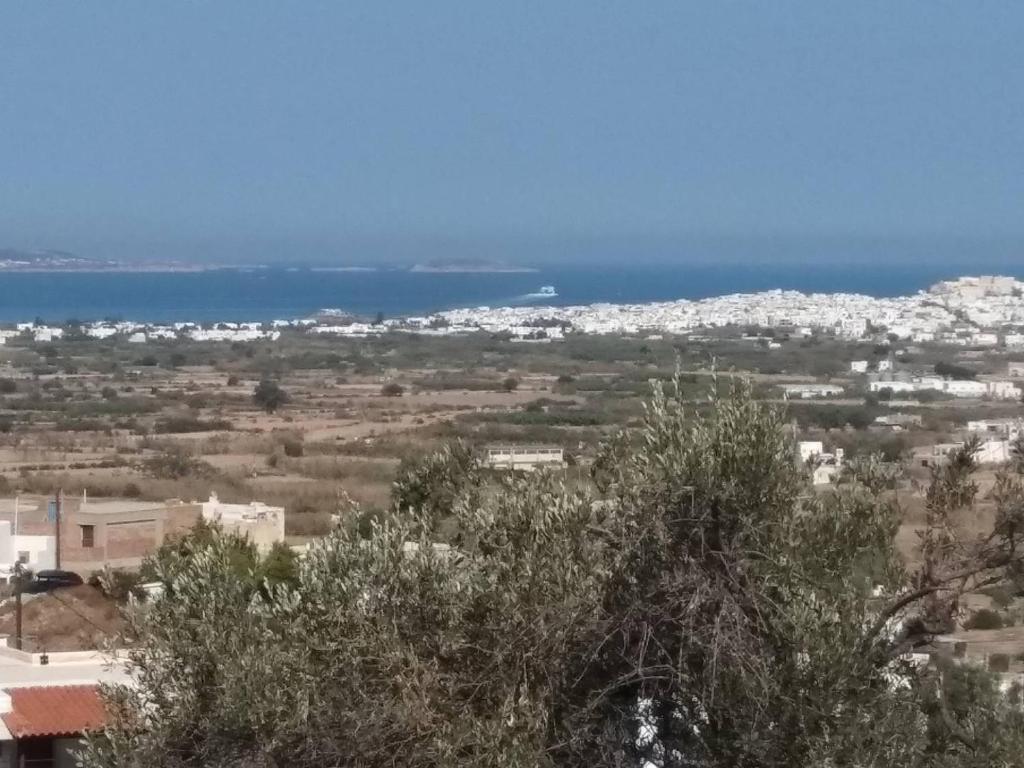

[409,258,538,273]
[0,248,207,273]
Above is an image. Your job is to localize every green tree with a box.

[84,381,1024,768]
[252,378,288,413]
[501,376,519,393]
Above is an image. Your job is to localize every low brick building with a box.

[1,493,285,576]
[58,499,202,574]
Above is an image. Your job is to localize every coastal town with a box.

[10,275,1024,348]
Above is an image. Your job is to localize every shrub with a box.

[380,382,405,397]
[501,377,519,393]
[989,653,1011,673]
[88,568,146,603]
[283,439,304,458]
[227,375,241,387]
[935,361,977,380]
[143,450,214,480]
[964,608,1003,630]
[0,378,17,394]
[154,417,232,434]
[253,379,288,413]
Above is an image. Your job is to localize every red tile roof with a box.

[3,685,106,738]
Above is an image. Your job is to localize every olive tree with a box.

[83,380,1024,767]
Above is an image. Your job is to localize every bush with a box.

[989,653,1011,673]
[88,568,146,603]
[501,377,519,393]
[253,379,288,413]
[101,386,119,400]
[935,361,977,380]
[0,378,17,394]
[283,439,304,458]
[380,382,405,397]
[143,450,214,480]
[227,375,241,387]
[964,608,1004,630]
[154,417,232,434]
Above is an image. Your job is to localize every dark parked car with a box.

[20,569,84,594]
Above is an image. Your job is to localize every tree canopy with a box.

[252,378,288,413]
[84,381,1024,767]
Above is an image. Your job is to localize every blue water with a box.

[1,261,1023,323]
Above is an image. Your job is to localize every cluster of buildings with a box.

[0,492,286,764]
[0,492,285,581]
[867,376,1021,400]
[6,275,1024,346]
[433,275,1024,341]
[0,321,281,345]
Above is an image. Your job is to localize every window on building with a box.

[81,524,95,548]
[17,551,29,564]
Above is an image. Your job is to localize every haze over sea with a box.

[2,259,1024,324]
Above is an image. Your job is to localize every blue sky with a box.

[1,1,1022,264]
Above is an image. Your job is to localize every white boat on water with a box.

[525,285,557,299]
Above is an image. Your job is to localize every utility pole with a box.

[13,561,23,651]
[53,488,62,570]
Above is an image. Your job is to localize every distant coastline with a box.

[410,265,539,273]
[409,257,538,274]
[0,262,1023,324]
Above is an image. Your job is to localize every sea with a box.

[1,260,1023,324]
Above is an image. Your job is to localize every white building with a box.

[919,440,1016,467]
[0,523,55,583]
[966,419,1023,439]
[782,384,845,399]
[484,446,565,471]
[200,493,285,553]
[798,441,845,485]
[850,360,869,374]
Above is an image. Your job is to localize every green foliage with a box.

[390,441,480,536]
[88,567,146,603]
[282,438,304,458]
[380,382,405,397]
[252,378,288,413]
[154,416,232,434]
[935,360,977,380]
[964,608,1004,630]
[83,380,1024,768]
[142,449,215,480]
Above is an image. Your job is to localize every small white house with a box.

[484,446,565,471]
[200,493,285,553]
[798,441,844,485]
[0,523,55,583]
[849,361,869,374]
[782,384,845,399]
